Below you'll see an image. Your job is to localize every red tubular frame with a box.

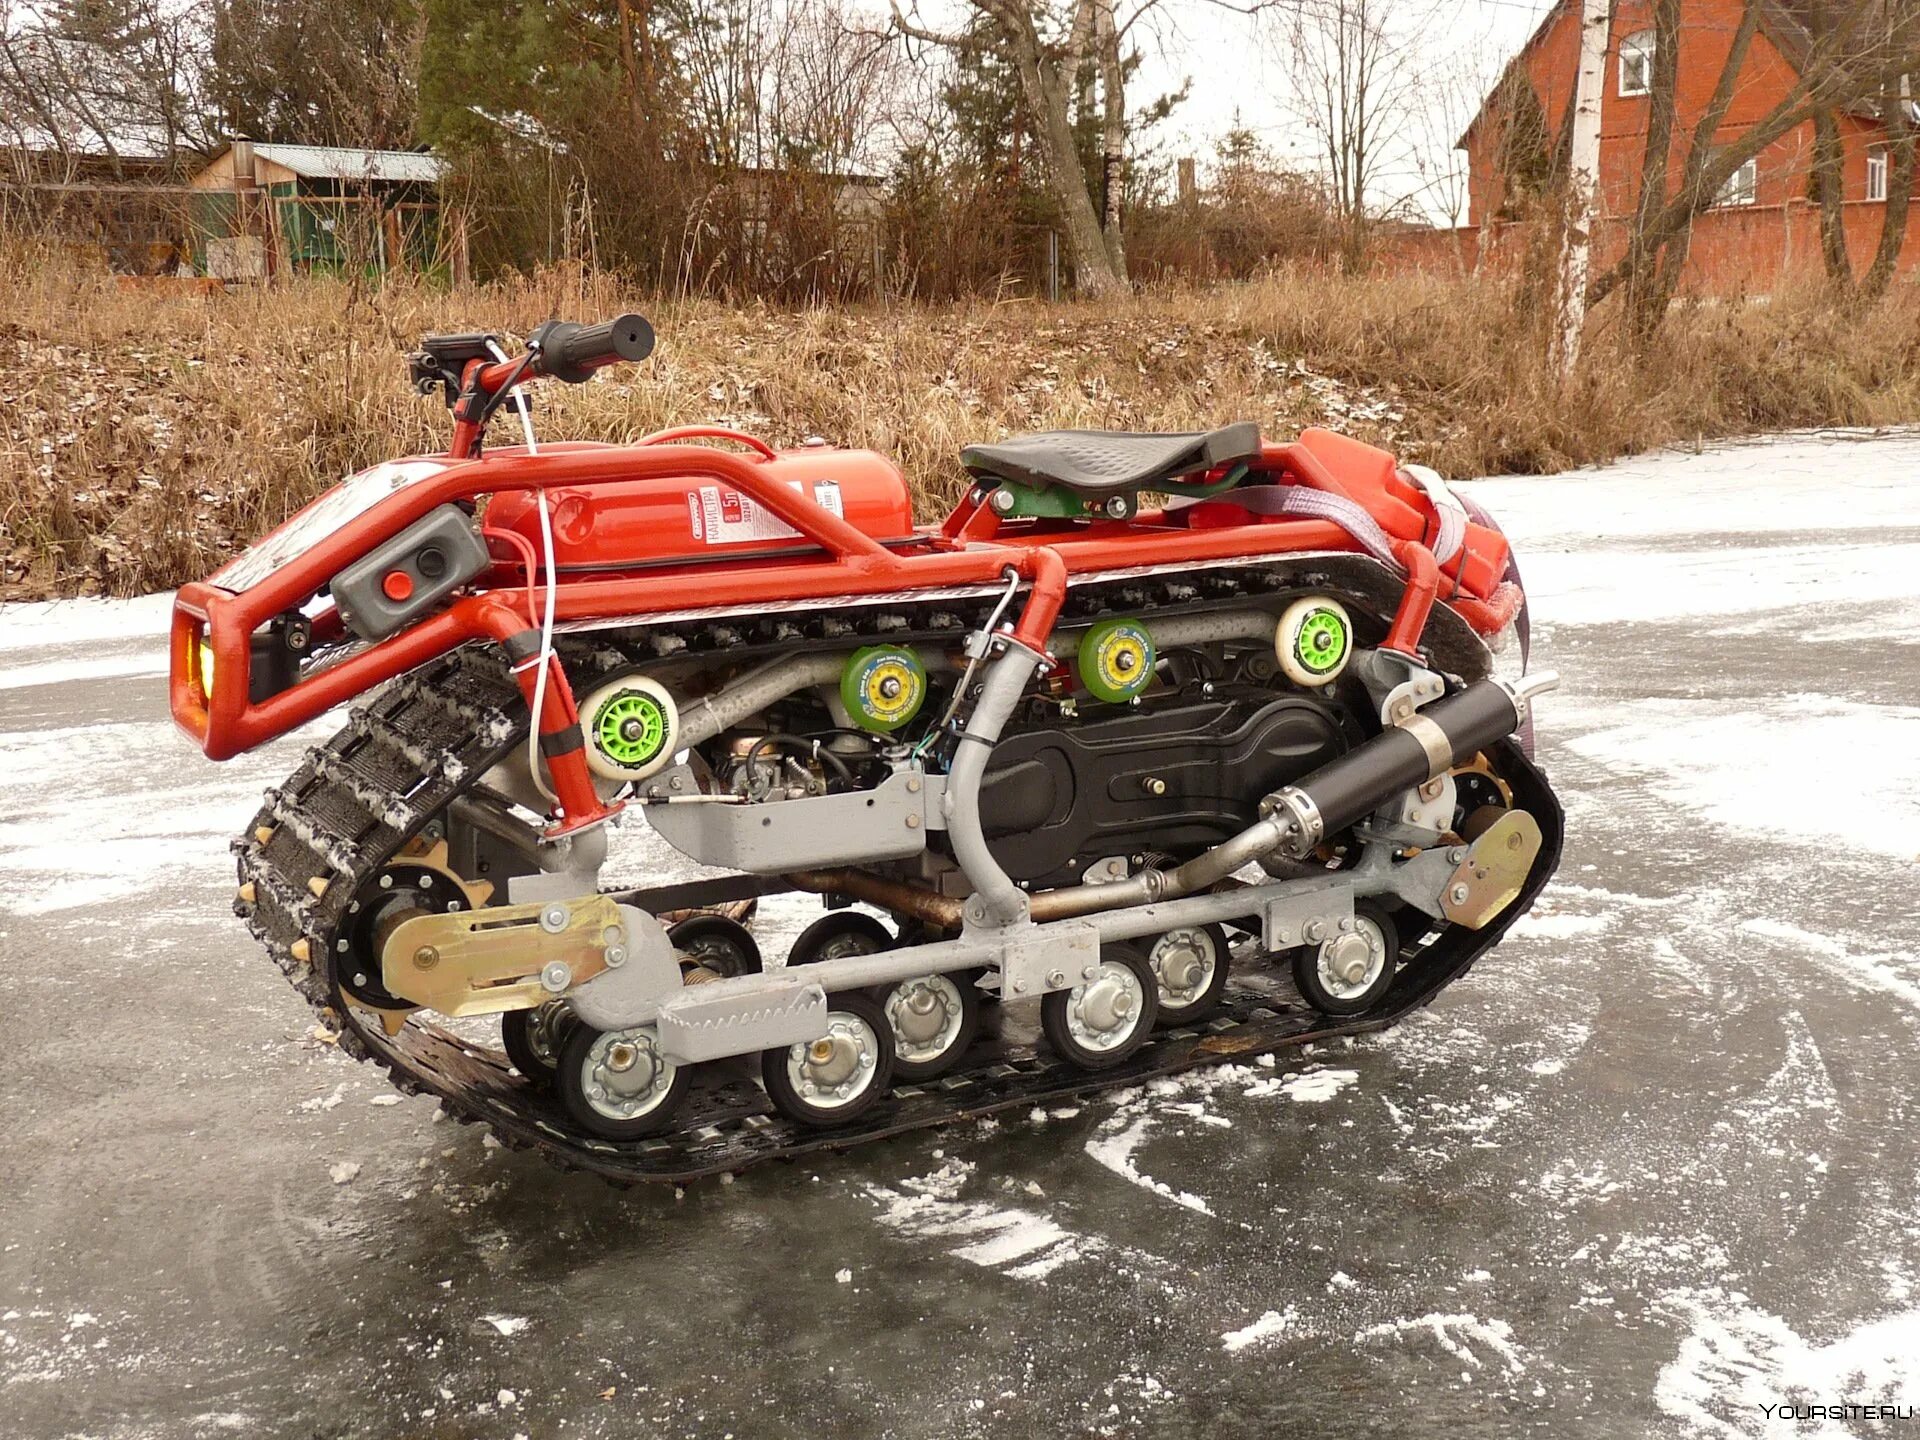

[171,421,1506,833]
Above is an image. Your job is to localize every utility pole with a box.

[1552,0,1610,377]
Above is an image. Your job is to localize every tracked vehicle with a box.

[169,313,1563,1182]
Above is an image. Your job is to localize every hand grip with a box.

[527,313,655,383]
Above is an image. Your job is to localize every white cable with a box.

[488,340,559,807]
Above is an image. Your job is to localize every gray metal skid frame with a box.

[547,624,1533,1068]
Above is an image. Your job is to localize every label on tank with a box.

[688,480,844,544]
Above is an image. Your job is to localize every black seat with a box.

[960,423,1262,498]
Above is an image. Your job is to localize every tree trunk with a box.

[1863,77,1915,298]
[1093,0,1127,276]
[1550,0,1609,378]
[1811,108,1854,287]
[1002,16,1123,297]
[1587,0,1764,313]
[1626,0,1683,341]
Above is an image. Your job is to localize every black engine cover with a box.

[974,693,1351,885]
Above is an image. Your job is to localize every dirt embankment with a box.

[5,254,1919,599]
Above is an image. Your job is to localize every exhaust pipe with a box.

[791,671,1558,928]
[1262,671,1559,858]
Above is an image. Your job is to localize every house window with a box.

[1619,30,1655,97]
[1716,158,1758,207]
[1868,147,1889,202]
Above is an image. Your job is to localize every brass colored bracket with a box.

[1439,809,1542,930]
[381,893,623,1017]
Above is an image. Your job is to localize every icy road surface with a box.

[2,430,1918,1438]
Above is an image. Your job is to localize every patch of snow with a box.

[1655,1288,1920,1438]
[483,1315,529,1337]
[1278,1068,1359,1103]
[1562,696,1920,860]
[1084,1115,1214,1216]
[1222,1308,1295,1353]
[1358,1313,1526,1375]
[1739,919,1920,1016]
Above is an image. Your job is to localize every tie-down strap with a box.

[1166,484,1405,570]
[1168,468,1469,572]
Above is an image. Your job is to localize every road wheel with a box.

[556,1022,689,1140]
[500,1000,572,1084]
[787,911,894,967]
[669,914,762,978]
[1041,947,1158,1071]
[762,993,894,1127]
[1291,903,1398,1016]
[1146,923,1231,1028]
[875,971,981,1082]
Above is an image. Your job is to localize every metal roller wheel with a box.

[1146,923,1231,1027]
[1291,903,1399,1016]
[875,970,982,1082]
[556,1022,690,1141]
[787,911,894,968]
[500,1000,573,1084]
[1041,947,1159,1071]
[668,914,763,979]
[761,992,895,1127]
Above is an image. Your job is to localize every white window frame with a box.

[1867,147,1889,203]
[1715,157,1758,207]
[1619,30,1655,98]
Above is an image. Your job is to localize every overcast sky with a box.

[1126,0,1560,216]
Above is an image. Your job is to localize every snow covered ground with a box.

[1,429,1917,1438]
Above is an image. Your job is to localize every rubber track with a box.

[234,571,1565,1185]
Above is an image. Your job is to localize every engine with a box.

[970,690,1354,886]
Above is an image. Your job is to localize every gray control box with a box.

[332,504,490,641]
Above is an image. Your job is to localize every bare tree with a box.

[890,0,1139,296]
[1590,0,1920,329]
[1273,0,1421,270]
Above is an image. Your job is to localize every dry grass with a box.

[5,243,1920,598]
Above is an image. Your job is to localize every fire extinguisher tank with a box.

[486,443,915,570]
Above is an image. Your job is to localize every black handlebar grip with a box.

[527,313,655,383]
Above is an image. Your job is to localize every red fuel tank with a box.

[487,442,916,570]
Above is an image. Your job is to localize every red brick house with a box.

[1398,0,1919,290]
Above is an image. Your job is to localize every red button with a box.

[381,570,415,602]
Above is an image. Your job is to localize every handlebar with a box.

[527,313,656,383]
[464,313,655,396]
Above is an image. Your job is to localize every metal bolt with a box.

[1046,969,1066,988]
[1012,980,1028,994]
[605,945,628,968]
[1419,779,1445,801]
[540,961,572,993]
[1084,964,1100,980]
[1508,832,1523,851]
[1143,777,1167,796]
[991,488,1016,514]
[1449,847,1468,864]
[1449,884,1471,905]
[417,874,433,890]
[379,875,393,890]
[906,814,921,829]
[1104,496,1129,519]
[669,774,685,791]
[1339,917,1356,933]
[539,903,569,934]
[414,946,439,970]
[1304,920,1326,943]
[906,777,921,794]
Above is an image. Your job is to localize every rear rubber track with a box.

[235,568,1564,1185]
